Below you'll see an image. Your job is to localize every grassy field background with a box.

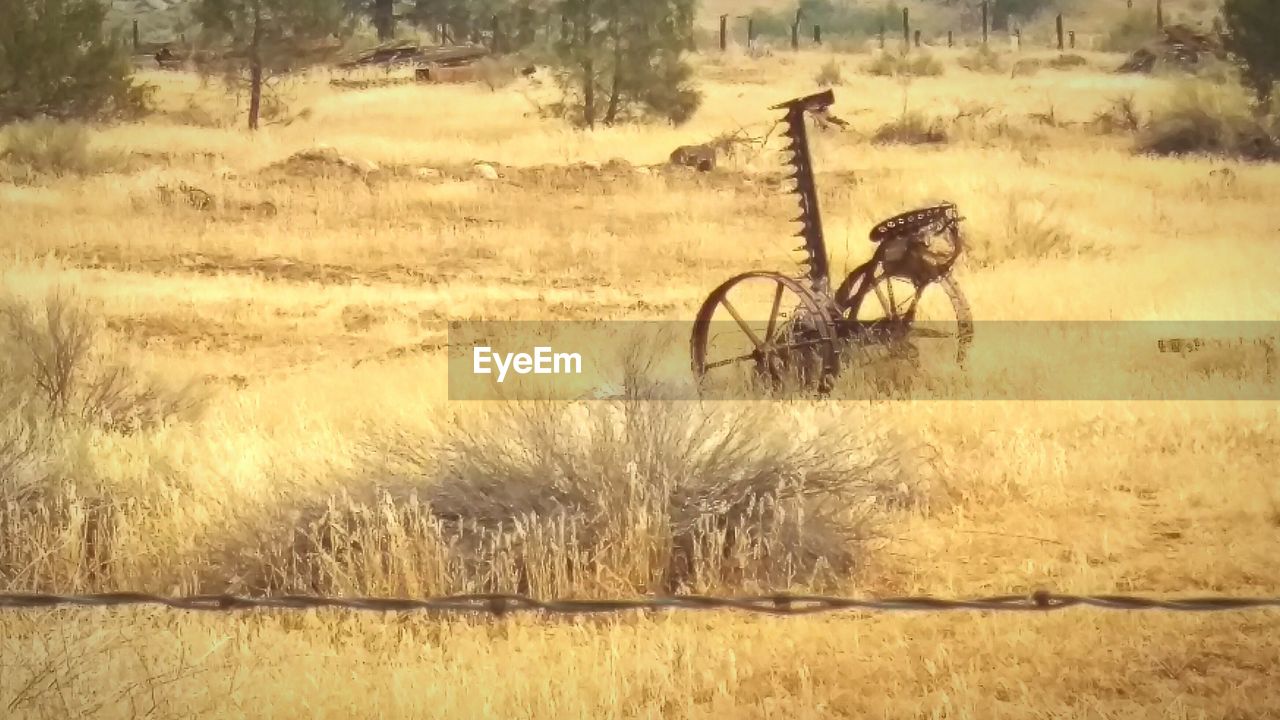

[1,41,1279,718]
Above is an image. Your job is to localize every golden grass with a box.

[1,48,1279,718]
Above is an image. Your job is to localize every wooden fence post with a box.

[747,17,756,52]
[1156,0,1164,29]
[902,8,910,51]
[1056,14,1064,50]
[791,9,801,51]
[914,30,921,48]
[982,1,989,46]
[132,19,139,52]
[814,25,821,44]
[948,30,953,47]
[1069,30,1076,49]
[879,20,886,50]
[1014,28,1022,51]
[491,15,501,53]
[719,14,727,51]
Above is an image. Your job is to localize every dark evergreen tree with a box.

[0,0,149,123]
[194,0,350,130]
[554,0,700,128]
[1222,0,1280,102]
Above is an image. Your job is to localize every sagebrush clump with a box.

[0,120,125,178]
[864,51,945,78]
[217,392,925,597]
[1137,79,1279,160]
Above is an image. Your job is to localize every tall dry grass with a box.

[0,46,1278,719]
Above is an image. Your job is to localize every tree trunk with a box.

[514,3,534,48]
[375,0,395,40]
[583,64,595,128]
[604,14,621,124]
[581,0,595,128]
[248,0,263,131]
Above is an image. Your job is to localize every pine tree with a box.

[0,0,148,124]
[1222,0,1280,102]
[194,0,350,130]
[554,0,700,128]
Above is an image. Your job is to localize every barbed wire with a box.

[2,591,1279,617]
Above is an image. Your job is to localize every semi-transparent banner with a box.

[446,321,1279,401]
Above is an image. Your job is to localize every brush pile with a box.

[1118,24,1226,74]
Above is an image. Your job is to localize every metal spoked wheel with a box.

[691,272,840,395]
[844,272,974,366]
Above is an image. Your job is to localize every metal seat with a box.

[868,203,958,243]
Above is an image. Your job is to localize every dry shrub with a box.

[957,45,1004,73]
[0,292,207,590]
[1010,58,1043,77]
[966,191,1081,266]
[1047,53,1089,70]
[221,391,924,597]
[816,59,845,87]
[1137,79,1279,160]
[158,96,236,128]
[0,120,124,178]
[0,293,207,437]
[864,51,945,78]
[872,111,948,145]
[1091,94,1143,134]
[946,104,1047,148]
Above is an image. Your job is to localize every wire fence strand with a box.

[3,591,1280,617]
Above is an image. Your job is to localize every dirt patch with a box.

[251,153,854,197]
[259,147,381,181]
[63,250,461,286]
[105,314,264,353]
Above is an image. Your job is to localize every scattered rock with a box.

[329,77,416,91]
[415,167,442,179]
[474,162,499,180]
[261,147,379,179]
[669,144,717,172]
[157,181,215,211]
[346,157,380,174]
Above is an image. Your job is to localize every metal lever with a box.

[770,89,836,113]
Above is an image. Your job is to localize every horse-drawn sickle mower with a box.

[690,90,974,395]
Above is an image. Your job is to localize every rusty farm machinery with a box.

[690,89,974,395]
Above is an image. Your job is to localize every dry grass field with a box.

[1,41,1279,719]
